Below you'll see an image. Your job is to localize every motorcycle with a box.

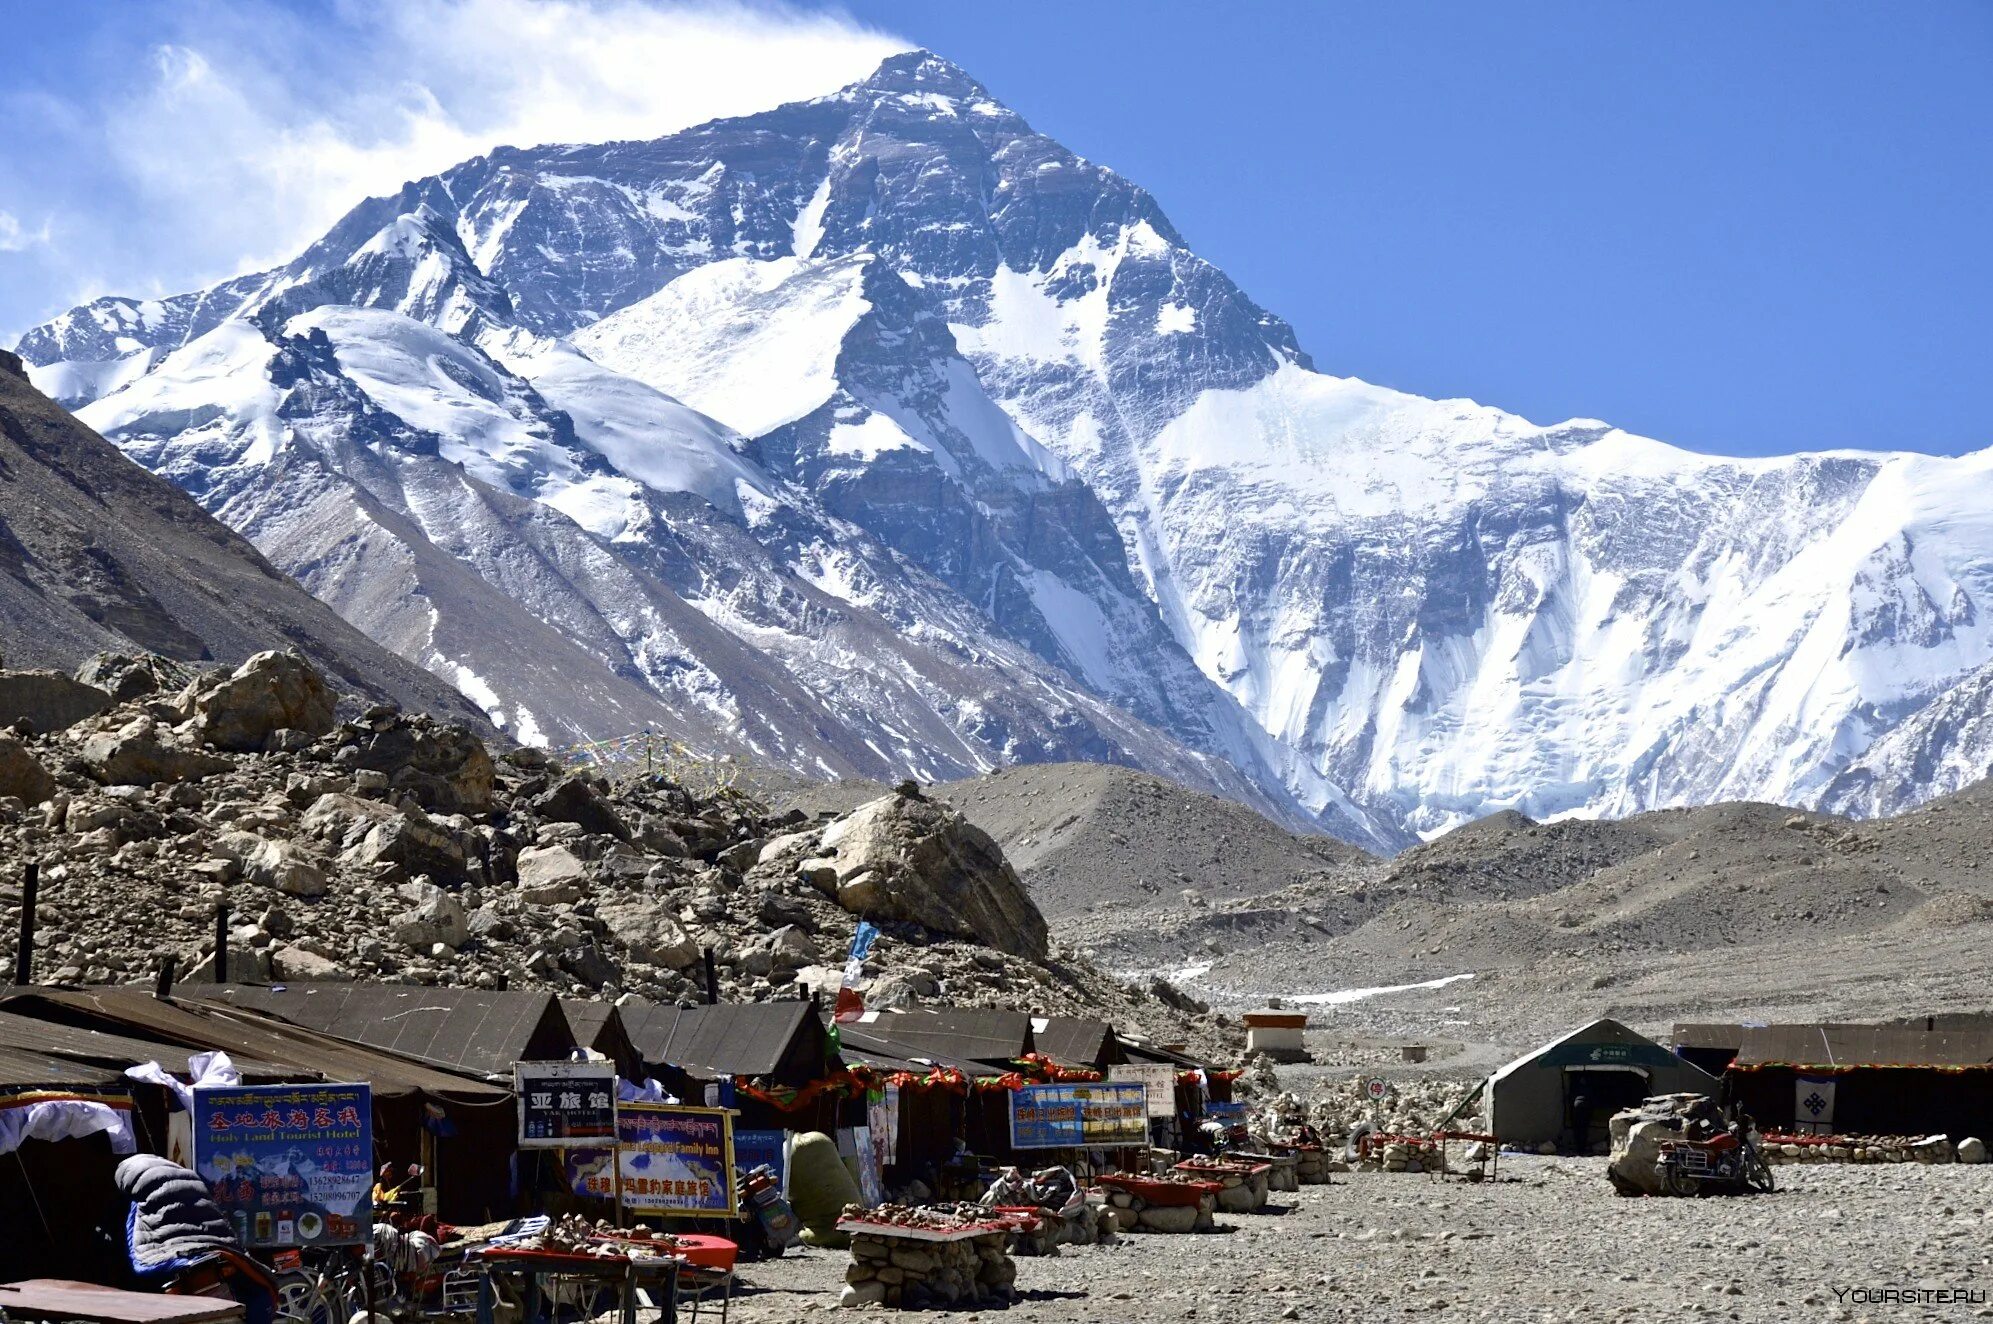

[1654,1122,1774,1196]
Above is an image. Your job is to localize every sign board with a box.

[516,1061,617,1148]
[851,1124,886,1207]
[1009,1083,1149,1150]
[617,1103,738,1218]
[1363,1077,1390,1102]
[734,1128,787,1191]
[191,1083,372,1249]
[1204,1100,1248,1124]
[1110,1064,1178,1120]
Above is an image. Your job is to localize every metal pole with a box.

[14,861,38,986]
[213,903,229,984]
[702,948,718,1005]
[154,956,178,999]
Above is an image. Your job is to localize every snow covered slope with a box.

[20,49,1993,841]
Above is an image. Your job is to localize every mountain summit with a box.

[17,52,1993,844]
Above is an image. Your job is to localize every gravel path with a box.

[725,1160,1993,1322]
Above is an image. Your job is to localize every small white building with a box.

[1244,1010,1309,1063]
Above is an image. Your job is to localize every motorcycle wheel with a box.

[1661,1162,1702,1198]
[1745,1147,1775,1194]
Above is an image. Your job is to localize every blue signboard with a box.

[1009,1083,1149,1150]
[735,1128,787,1190]
[191,1083,373,1248]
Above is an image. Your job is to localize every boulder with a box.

[183,652,336,752]
[75,653,183,704]
[392,885,469,950]
[271,945,350,981]
[356,814,467,883]
[596,902,702,969]
[351,723,495,813]
[1958,1136,1987,1164]
[533,775,629,840]
[816,792,1048,960]
[1605,1093,1723,1196]
[241,839,329,898]
[79,717,233,785]
[0,733,55,804]
[0,670,113,734]
[516,844,587,896]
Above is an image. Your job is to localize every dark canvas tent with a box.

[0,987,518,1222]
[1487,1018,1719,1151]
[205,983,576,1079]
[561,999,641,1078]
[617,999,833,1131]
[1727,1023,1993,1138]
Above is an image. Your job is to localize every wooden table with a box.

[0,1280,244,1324]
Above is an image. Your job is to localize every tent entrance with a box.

[1562,1066,1650,1152]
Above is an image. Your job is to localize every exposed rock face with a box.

[0,671,112,735]
[183,651,336,752]
[0,733,55,804]
[75,653,187,704]
[815,791,1050,960]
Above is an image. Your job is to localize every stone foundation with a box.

[1763,1134,1958,1165]
[1102,1186,1218,1233]
[841,1229,1016,1309]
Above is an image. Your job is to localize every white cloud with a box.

[6,0,907,329]
[0,212,52,253]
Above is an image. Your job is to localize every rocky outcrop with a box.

[811,791,1050,960]
[0,650,1225,1056]
[182,651,336,753]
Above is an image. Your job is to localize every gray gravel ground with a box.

[725,1160,1993,1322]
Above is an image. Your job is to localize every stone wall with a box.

[841,1229,1015,1309]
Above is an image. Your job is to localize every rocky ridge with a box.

[0,651,1228,1056]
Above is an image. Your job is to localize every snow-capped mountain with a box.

[18,50,1993,843]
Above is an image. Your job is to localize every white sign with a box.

[1110,1063,1178,1120]
[1363,1077,1390,1102]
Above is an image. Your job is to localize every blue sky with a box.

[3,2,1989,457]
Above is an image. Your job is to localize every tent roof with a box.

[834,1023,985,1076]
[847,1009,1033,1066]
[0,1010,291,1091]
[618,1000,820,1079]
[1670,1023,1751,1051]
[203,984,569,1078]
[1029,1016,1115,1069]
[1734,1023,1993,1069]
[1487,1018,1676,1088]
[0,988,507,1100]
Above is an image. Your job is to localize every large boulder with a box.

[815,792,1049,960]
[241,838,328,898]
[75,653,184,704]
[597,901,703,970]
[0,733,55,804]
[1606,1093,1724,1196]
[392,884,469,950]
[79,716,233,785]
[183,652,336,752]
[350,723,495,813]
[0,670,113,734]
[533,775,630,840]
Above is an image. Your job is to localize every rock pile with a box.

[0,651,1225,1052]
[1606,1093,1723,1196]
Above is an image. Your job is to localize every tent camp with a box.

[1727,1023,1993,1137]
[1487,1018,1719,1151]
[202,984,577,1079]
